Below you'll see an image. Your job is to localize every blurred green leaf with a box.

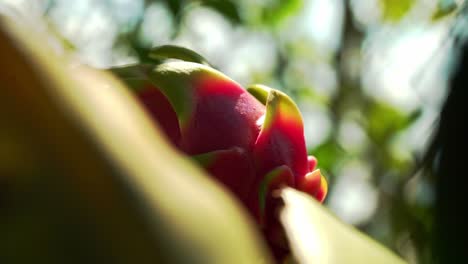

[161,0,186,37]
[164,0,184,19]
[149,44,211,65]
[432,0,458,20]
[366,101,421,144]
[312,139,345,173]
[166,0,241,37]
[262,0,303,27]
[280,187,407,264]
[381,0,415,22]
[200,0,242,24]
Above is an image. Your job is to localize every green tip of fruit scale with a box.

[247,84,272,105]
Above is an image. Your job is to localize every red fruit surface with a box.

[180,77,265,155]
[250,90,309,183]
[193,147,256,204]
[307,155,318,172]
[298,170,322,197]
[253,117,308,181]
[137,86,181,147]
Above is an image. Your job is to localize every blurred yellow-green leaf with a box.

[380,0,415,22]
[366,101,421,144]
[261,0,303,27]
[280,187,407,264]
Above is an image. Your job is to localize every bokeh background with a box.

[1,0,466,263]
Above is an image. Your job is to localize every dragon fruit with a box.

[113,58,327,259]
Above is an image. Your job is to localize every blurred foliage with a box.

[260,0,303,27]
[148,44,211,65]
[365,102,421,145]
[381,0,415,22]
[312,139,345,175]
[166,0,242,27]
[432,0,458,20]
[1,0,467,263]
[198,0,242,24]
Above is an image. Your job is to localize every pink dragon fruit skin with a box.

[117,61,327,259]
[135,61,327,216]
[179,75,265,155]
[137,86,181,147]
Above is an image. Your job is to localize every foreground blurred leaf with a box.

[280,188,406,264]
[0,17,271,263]
[380,0,415,22]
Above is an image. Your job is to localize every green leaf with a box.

[280,188,407,264]
[148,44,211,66]
[380,0,415,22]
[312,139,345,173]
[432,0,458,20]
